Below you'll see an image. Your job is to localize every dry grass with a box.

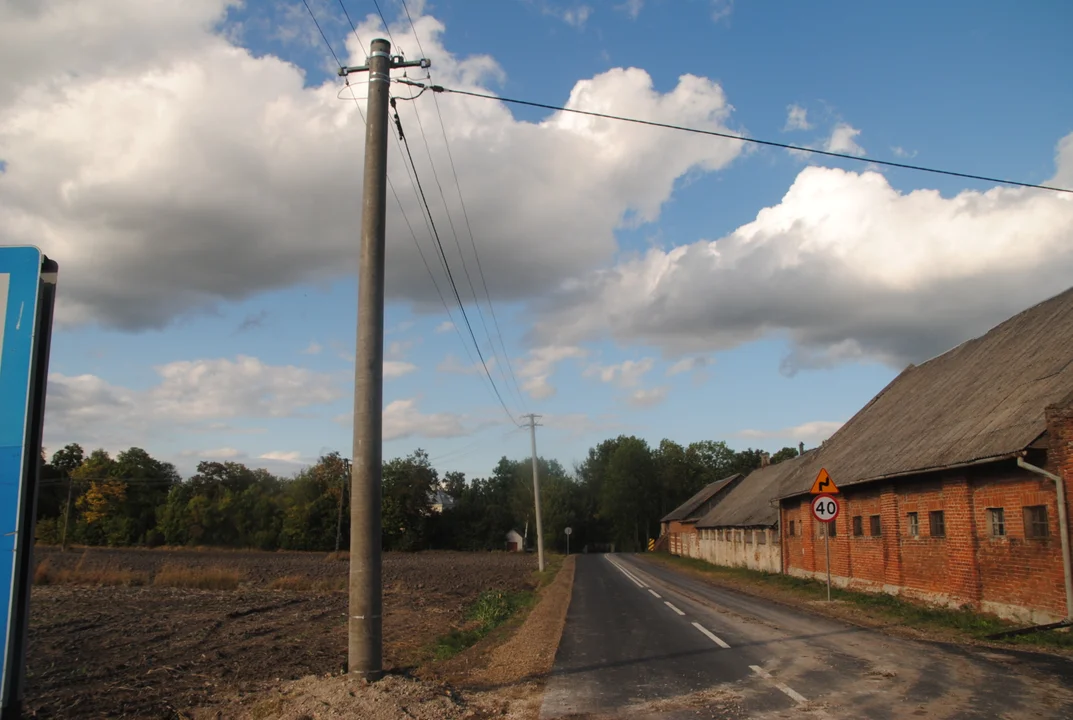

[269,575,346,593]
[323,551,349,562]
[153,563,243,590]
[33,557,149,587]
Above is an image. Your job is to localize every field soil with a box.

[24,547,540,719]
[201,555,578,720]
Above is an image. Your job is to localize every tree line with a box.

[34,437,802,553]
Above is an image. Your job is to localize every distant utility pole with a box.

[335,458,350,553]
[339,39,430,681]
[522,413,546,572]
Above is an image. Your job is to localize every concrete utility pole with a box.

[522,414,546,572]
[339,39,430,680]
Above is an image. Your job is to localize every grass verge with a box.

[33,558,149,587]
[648,554,1073,652]
[153,563,243,590]
[431,553,565,662]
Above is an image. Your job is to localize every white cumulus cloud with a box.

[532,135,1073,373]
[784,104,811,131]
[517,345,588,400]
[584,358,654,388]
[628,386,669,408]
[0,1,744,330]
[739,420,844,444]
[382,399,466,441]
[825,122,866,156]
[45,355,342,448]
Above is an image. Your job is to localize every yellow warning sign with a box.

[809,468,839,495]
[647,538,655,552]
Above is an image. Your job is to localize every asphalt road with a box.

[539,553,1073,720]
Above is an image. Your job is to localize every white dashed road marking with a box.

[664,601,686,616]
[691,621,731,648]
[750,665,809,705]
[648,589,661,599]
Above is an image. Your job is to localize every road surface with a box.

[540,553,1073,719]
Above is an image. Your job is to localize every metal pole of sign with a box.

[2,255,57,720]
[825,527,832,602]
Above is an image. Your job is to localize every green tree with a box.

[600,436,658,551]
[381,449,438,551]
[770,446,800,465]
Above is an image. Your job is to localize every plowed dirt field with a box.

[24,548,537,719]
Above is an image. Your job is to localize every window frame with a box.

[1024,505,1049,539]
[929,510,945,538]
[987,507,1006,538]
[852,516,863,536]
[906,512,919,537]
[869,514,882,537]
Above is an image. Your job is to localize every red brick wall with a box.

[666,519,696,556]
[781,456,1071,622]
[973,470,1064,616]
[782,505,806,573]
[842,487,884,585]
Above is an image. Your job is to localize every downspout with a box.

[1018,457,1073,621]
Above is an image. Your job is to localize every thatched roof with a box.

[780,285,1073,499]
[660,474,742,523]
[696,455,811,528]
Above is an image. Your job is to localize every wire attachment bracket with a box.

[339,56,431,77]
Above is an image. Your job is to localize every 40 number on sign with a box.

[811,494,840,523]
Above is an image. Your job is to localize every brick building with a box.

[692,456,809,572]
[659,474,743,557]
[779,286,1073,624]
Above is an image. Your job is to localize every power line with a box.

[391,83,524,418]
[398,0,530,414]
[336,0,368,59]
[304,2,491,395]
[392,101,519,426]
[371,0,397,49]
[419,85,1073,195]
[301,0,343,67]
[429,426,524,465]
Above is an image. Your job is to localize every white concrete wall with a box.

[682,528,781,574]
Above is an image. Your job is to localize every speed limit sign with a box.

[811,494,840,523]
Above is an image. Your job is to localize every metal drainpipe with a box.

[1018,457,1073,621]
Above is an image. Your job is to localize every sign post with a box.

[809,468,841,603]
[1,247,57,720]
[564,527,572,556]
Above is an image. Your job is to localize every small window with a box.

[757,531,767,545]
[852,516,863,536]
[745,531,753,544]
[906,512,919,537]
[1024,506,1049,539]
[929,510,945,537]
[987,508,1005,537]
[828,521,837,537]
[788,520,795,537]
[869,515,882,537]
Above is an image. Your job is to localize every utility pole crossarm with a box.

[339,57,431,77]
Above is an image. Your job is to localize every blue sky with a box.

[3,0,1072,480]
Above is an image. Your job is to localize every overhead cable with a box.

[418,85,1073,195]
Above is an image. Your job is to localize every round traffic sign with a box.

[810,494,840,523]
[564,527,573,536]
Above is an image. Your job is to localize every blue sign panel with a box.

[0,246,42,707]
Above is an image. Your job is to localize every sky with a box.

[2,0,1072,481]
